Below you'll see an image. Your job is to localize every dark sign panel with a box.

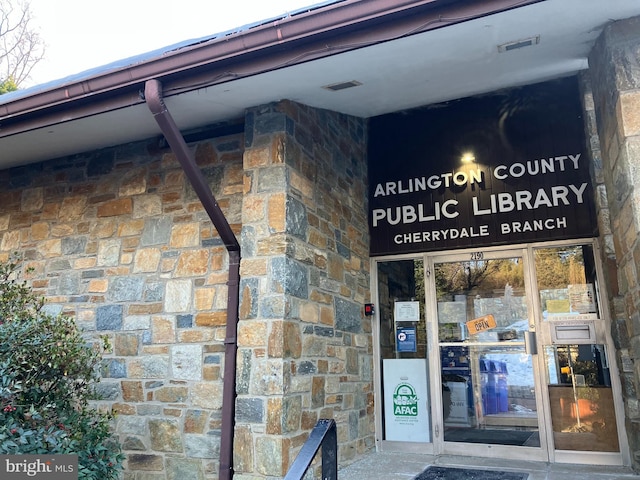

[368,77,597,256]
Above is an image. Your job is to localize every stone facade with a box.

[0,99,371,479]
[0,134,245,479]
[235,100,372,478]
[588,15,640,469]
[4,20,638,475]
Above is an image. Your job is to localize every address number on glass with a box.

[470,252,484,261]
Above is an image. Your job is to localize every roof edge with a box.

[0,0,545,132]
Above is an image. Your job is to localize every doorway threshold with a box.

[337,451,636,480]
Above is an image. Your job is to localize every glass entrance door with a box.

[374,241,627,464]
[533,244,623,464]
[428,249,548,461]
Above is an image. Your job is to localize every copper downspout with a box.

[144,79,240,480]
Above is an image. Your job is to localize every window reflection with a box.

[545,344,619,452]
[534,245,599,321]
[436,259,528,343]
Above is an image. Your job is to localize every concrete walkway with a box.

[338,452,637,480]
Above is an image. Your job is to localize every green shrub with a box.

[0,258,123,479]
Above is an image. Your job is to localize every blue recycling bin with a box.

[497,361,509,413]
[481,360,509,415]
[480,359,497,415]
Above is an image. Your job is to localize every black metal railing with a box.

[284,419,337,480]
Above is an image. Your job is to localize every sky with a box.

[26,0,320,88]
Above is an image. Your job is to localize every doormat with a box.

[414,466,528,480]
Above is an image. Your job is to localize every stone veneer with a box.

[235,100,372,478]
[0,132,245,479]
[588,15,640,469]
[0,99,372,479]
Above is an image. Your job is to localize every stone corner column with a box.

[588,14,640,470]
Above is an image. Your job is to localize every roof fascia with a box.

[0,0,545,136]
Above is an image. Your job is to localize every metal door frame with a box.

[425,245,550,462]
[372,239,630,466]
[524,239,629,466]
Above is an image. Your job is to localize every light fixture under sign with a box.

[498,35,540,53]
[461,152,475,163]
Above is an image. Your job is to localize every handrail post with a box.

[284,419,337,480]
[321,420,337,480]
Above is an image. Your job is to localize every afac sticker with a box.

[393,383,418,417]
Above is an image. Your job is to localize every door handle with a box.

[524,331,537,355]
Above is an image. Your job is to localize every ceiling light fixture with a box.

[322,80,362,91]
[461,152,475,163]
[498,35,540,52]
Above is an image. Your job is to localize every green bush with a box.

[0,258,123,479]
[0,78,18,95]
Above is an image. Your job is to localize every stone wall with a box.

[235,100,372,478]
[0,132,245,479]
[588,15,640,469]
[0,98,373,479]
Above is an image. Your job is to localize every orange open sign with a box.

[466,314,497,335]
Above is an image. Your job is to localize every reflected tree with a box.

[434,260,524,299]
[535,247,585,289]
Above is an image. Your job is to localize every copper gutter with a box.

[0,0,545,136]
[144,79,240,480]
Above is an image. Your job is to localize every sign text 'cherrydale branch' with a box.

[371,153,588,246]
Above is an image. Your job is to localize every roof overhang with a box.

[1,0,639,168]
